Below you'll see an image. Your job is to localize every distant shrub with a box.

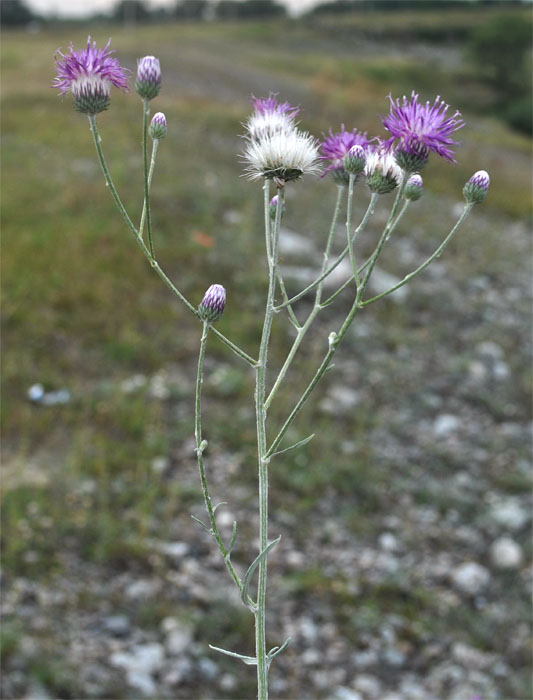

[467,12,532,134]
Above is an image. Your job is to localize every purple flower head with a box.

[198,284,226,323]
[53,36,129,114]
[382,92,464,168]
[246,93,299,141]
[149,112,167,140]
[252,93,299,120]
[136,55,161,100]
[463,170,490,204]
[320,126,369,183]
[404,173,423,201]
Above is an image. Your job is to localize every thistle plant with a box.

[53,39,489,700]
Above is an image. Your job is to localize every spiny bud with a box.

[135,56,161,100]
[344,144,366,175]
[463,170,489,204]
[198,284,226,323]
[393,141,429,173]
[404,173,423,201]
[269,194,285,221]
[149,112,167,140]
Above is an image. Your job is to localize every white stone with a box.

[120,374,147,393]
[451,641,494,670]
[451,562,490,595]
[379,532,399,552]
[320,385,361,414]
[165,626,193,655]
[433,413,461,437]
[332,687,363,700]
[367,267,408,303]
[352,674,382,698]
[490,536,523,569]
[150,456,169,474]
[490,498,529,531]
[279,227,314,256]
[110,643,165,695]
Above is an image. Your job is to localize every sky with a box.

[24,0,326,18]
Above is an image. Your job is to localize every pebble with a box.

[125,578,161,600]
[120,374,147,393]
[368,267,408,303]
[320,385,362,414]
[352,673,382,698]
[165,625,193,655]
[110,643,165,696]
[378,532,399,552]
[490,536,523,569]
[150,456,169,474]
[433,413,461,437]
[489,498,529,531]
[451,562,490,595]
[197,656,218,680]
[332,688,363,700]
[382,647,406,668]
[451,642,494,670]
[102,614,130,637]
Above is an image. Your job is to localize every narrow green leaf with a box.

[241,536,281,607]
[191,514,210,532]
[225,520,238,560]
[270,434,315,459]
[209,644,257,666]
[267,637,291,666]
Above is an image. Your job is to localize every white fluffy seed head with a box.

[243,130,321,182]
[364,149,403,183]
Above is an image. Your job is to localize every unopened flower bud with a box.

[404,173,423,201]
[135,56,161,100]
[149,112,167,140]
[394,142,429,173]
[269,194,285,220]
[463,170,489,204]
[344,144,366,175]
[198,284,226,323]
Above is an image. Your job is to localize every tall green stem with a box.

[265,185,345,410]
[194,322,243,592]
[142,99,155,256]
[254,186,283,699]
[139,137,159,240]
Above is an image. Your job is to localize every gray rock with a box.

[165,625,193,655]
[198,656,218,680]
[279,227,314,256]
[367,267,408,303]
[382,647,406,668]
[125,578,161,600]
[490,536,523,569]
[451,562,490,595]
[332,688,363,700]
[433,413,461,437]
[378,532,399,552]
[489,498,529,531]
[352,674,382,699]
[320,385,362,414]
[110,643,165,696]
[102,614,130,637]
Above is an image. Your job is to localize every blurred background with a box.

[1,0,532,698]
